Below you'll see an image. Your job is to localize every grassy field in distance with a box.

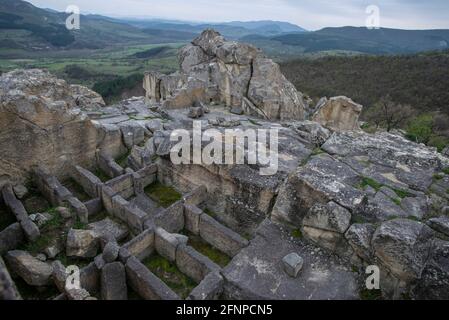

[0,42,184,87]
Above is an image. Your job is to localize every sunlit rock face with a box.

[144,29,308,121]
[0,69,98,184]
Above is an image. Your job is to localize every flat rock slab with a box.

[222,220,359,300]
[88,218,129,242]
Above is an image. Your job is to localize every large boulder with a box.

[312,96,362,131]
[70,84,105,111]
[4,250,53,286]
[413,239,449,299]
[0,69,98,183]
[66,229,99,258]
[372,219,434,282]
[247,57,306,121]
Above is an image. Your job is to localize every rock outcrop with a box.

[312,96,363,131]
[0,69,99,184]
[144,29,307,121]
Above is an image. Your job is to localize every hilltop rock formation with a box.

[0,69,98,184]
[144,29,307,121]
[0,31,448,300]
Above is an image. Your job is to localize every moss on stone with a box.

[183,231,231,267]
[358,177,383,191]
[392,188,413,199]
[360,288,382,300]
[145,182,182,208]
[291,229,303,239]
[143,254,197,299]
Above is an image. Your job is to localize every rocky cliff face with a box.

[0,69,99,184]
[0,34,448,300]
[144,29,308,121]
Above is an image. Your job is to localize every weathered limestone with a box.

[176,244,220,283]
[345,223,376,262]
[66,229,100,258]
[184,204,203,235]
[199,213,249,257]
[0,69,98,183]
[101,262,127,300]
[5,250,53,286]
[1,184,40,241]
[52,260,68,293]
[312,96,363,131]
[188,272,224,300]
[71,165,102,198]
[88,218,129,243]
[428,216,449,237]
[105,173,134,200]
[102,242,120,263]
[0,256,21,300]
[121,228,155,261]
[154,200,185,233]
[372,219,434,282]
[155,227,180,262]
[0,223,24,255]
[80,262,100,295]
[144,30,307,121]
[70,84,105,111]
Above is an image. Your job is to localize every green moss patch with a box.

[360,288,382,300]
[291,229,303,239]
[392,188,413,199]
[145,182,182,208]
[20,210,65,254]
[143,254,197,299]
[358,177,383,191]
[183,231,231,267]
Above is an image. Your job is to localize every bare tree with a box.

[364,95,416,132]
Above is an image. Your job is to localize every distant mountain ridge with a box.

[249,26,449,55]
[1,0,449,56]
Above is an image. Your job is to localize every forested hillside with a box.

[280,50,449,114]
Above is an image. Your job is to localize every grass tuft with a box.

[360,289,382,300]
[291,229,303,239]
[143,254,197,299]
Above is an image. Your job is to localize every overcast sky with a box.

[27,0,449,30]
